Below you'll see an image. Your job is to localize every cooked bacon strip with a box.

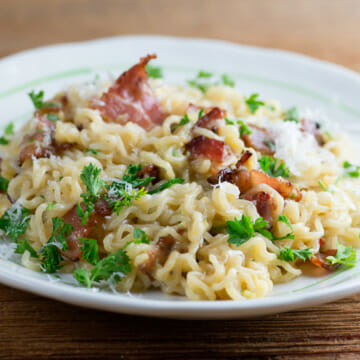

[91,54,166,131]
[301,118,326,146]
[61,199,112,261]
[186,136,230,163]
[139,236,175,276]
[195,107,226,133]
[236,150,252,166]
[243,191,277,223]
[241,124,275,155]
[137,164,160,185]
[250,170,301,201]
[310,249,338,272]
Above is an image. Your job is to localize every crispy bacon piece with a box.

[186,136,230,163]
[241,124,275,155]
[139,236,175,276]
[208,166,252,193]
[195,107,226,133]
[236,150,252,166]
[137,164,160,185]
[61,199,112,261]
[243,191,277,223]
[301,119,326,146]
[310,249,338,272]
[92,54,166,131]
[250,170,301,201]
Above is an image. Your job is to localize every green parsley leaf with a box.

[198,71,212,78]
[253,217,273,239]
[226,215,255,246]
[74,249,131,288]
[48,217,73,251]
[46,114,60,122]
[73,268,92,287]
[284,107,300,123]
[80,163,106,197]
[238,120,252,137]
[46,202,57,211]
[343,161,360,178]
[245,94,265,114]
[225,118,235,125]
[326,243,357,267]
[318,180,328,191]
[39,244,63,273]
[221,74,235,87]
[133,228,151,244]
[145,64,163,79]
[0,176,9,193]
[171,114,190,131]
[258,155,290,178]
[0,137,9,145]
[85,148,99,155]
[78,238,99,265]
[278,247,312,262]
[0,204,31,240]
[278,214,293,232]
[14,239,38,258]
[28,90,58,110]
[148,178,184,194]
[4,123,14,136]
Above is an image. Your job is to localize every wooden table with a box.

[1,1,360,359]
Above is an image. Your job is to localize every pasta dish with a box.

[0,54,359,300]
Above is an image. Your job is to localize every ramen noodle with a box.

[0,54,359,301]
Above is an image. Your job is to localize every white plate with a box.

[0,35,360,319]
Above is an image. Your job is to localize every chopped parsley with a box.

[0,204,31,240]
[318,180,328,191]
[0,176,9,193]
[46,202,57,211]
[85,148,99,155]
[148,178,184,194]
[283,107,300,123]
[78,238,99,265]
[171,114,190,131]
[258,155,290,178]
[221,74,235,87]
[225,118,235,125]
[145,64,163,79]
[326,243,357,267]
[245,94,265,114]
[28,90,59,110]
[226,214,294,246]
[187,71,236,92]
[47,217,73,251]
[133,228,151,244]
[278,247,312,262]
[46,114,60,122]
[343,161,360,178]
[238,120,252,137]
[14,239,38,258]
[0,122,15,145]
[77,163,106,225]
[73,248,131,288]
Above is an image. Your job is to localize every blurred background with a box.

[1,0,359,71]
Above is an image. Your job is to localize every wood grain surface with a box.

[1,1,360,359]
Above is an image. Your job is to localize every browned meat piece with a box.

[137,164,160,185]
[91,54,166,131]
[241,124,275,155]
[139,236,175,276]
[61,199,112,261]
[186,136,231,163]
[195,107,226,133]
[242,191,277,223]
[310,249,338,271]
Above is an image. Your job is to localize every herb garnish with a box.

[187,71,235,92]
[318,180,328,191]
[46,114,60,122]
[28,90,59,110]
[78,238,99,265]
[238,120,252,137]
[46,202,57,211]
[0,122,15,145]
[14,239,38,258]
[326,243,357,267]
[133,228,151,244]
[85,148,99,155]
[148,178,184,194]
[245,94,265,114]
[0,204,31,240]
[258,156,290,178]
[278,247,312,262]
[73,248,131,288]
[171,114,190,131]
[283,107,300,123]
[145,64,163,79]
[0,176,9,193]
